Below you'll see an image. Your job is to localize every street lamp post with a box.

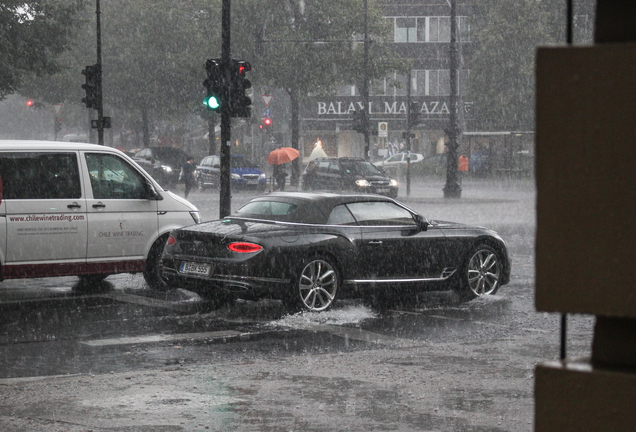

[362,0,370,160]
[443,0,462,198]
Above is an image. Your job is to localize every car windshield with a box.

[231,157,257,169]
[340,160,383,176]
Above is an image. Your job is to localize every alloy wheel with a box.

[466,248,501,296]
[298,259,338,312]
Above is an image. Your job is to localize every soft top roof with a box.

[235,192,396,224]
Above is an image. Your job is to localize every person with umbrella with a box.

[273,163,288,191]
[266,147,300,191]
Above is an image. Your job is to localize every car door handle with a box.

[92,202,106,209]
[67,202,82,209]
[368,240,383,245]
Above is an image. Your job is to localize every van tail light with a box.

[228,242,263,253]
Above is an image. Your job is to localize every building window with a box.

[388,16,470,43]
[412,69,470,96]
[394,17,416,42]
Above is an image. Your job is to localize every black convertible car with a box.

[161,192,510,312]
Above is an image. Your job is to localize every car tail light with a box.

[228,242,263,253]
[166,235,177,246]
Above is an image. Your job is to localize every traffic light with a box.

[352,109,368,134]
[26,100,34,108]
[260,118,272,129]
[229,59,252,118]
[409,102,421,128]
[203,58,223,112]
[81,64,101,109]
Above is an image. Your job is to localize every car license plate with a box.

[247,180,258,185]
[179,261,212,276]
[376,188,389,194]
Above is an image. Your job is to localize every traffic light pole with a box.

[95,0,104,145]
[219,0,232,218]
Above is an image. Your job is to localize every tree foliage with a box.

[14,0,399,144]
[467,0,596,131]
[0,0,85,100]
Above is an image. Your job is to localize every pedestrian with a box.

[182,156,196,198]
[273,164,287,191]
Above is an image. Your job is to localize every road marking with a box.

[97,291,198,311]
[80,330,242,347]
[305,324,419,347]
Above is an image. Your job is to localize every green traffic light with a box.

[203,95,220,110]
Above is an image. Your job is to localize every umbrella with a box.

[266,147,300,165]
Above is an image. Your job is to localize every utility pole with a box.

[406,70,412,196]
[362,0,370,160]
[443,0,462,198]
[220,0,232,217]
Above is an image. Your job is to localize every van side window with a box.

[85,153,149,199]
[0,152,81,199]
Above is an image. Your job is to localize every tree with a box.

[0,0,85,100]
[232,0,400,181]
[467,0,596,131]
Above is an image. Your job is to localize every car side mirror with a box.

[145,180,163,200]
[415,214,428,231]
[213,164,220,169]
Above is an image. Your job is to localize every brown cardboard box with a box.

[535,360,636,431]
[535,44,636,317]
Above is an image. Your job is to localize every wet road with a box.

[0,178,595,431]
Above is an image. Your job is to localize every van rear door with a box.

[83,152,158,272]
[1,151,87,278]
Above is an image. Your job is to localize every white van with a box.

[0,140,200,288]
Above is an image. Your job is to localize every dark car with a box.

[133,146,188,188]
[302,157,399,198]
[161,192,510,312]
[195,154,267,191]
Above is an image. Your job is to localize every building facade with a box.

[299,0,475,164]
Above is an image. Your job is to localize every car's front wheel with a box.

[292,256,340,312]
[456,244,502,300]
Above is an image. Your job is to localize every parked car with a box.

[0,140,200,289]
[161,192,510,312]
[302,157,398,198]
[195,154,267,191]
[419,153,448,175]
[133,146,189,188]
[373,152,424,169]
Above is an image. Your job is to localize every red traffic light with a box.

[26,100,34,107]
[260,118,272,129]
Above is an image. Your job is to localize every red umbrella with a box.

[266,147,300,165]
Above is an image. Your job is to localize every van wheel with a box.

[144,235,169,290]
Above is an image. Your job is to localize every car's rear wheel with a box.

[456,244,502,300]
[144,234,169,290]
[292,256,339,312]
